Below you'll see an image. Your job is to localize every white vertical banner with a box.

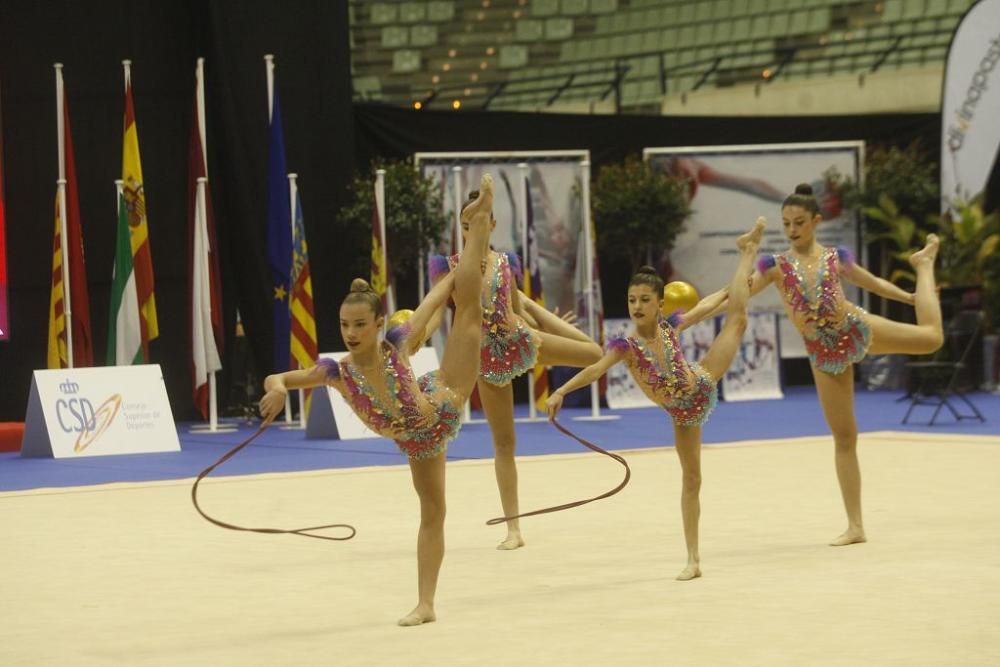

[721,311,783,401]
[415,151,601,418]
[940,0,1000,208]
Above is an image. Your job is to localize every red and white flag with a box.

[188,58,223,418]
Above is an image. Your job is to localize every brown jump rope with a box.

[193,417,627,536]
[191,419,357,541]
[486,417,631,526]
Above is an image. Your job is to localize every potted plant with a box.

[591,154,692,272]
[336,158,450,301]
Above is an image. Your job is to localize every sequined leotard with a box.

[430,251,540,386]
[758,245,872,375]
[607,315,718,428]
[316,324,462,461]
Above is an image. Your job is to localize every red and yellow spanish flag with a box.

[47,67,93,368]
[122,61,158,361]
[47,194,68,368]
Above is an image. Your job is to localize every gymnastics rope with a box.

[486,417,631,526]
[191,417,356,541]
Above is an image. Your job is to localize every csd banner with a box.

[21,365,180,458]
[941,0,1000,207]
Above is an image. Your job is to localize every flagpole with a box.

[188,59,235,435]
[574,158,617,422]
[265,54,275,124]
[289,172,306,430]
[197,61,218,432]
[518,162,540,420]
[55,64,74,368]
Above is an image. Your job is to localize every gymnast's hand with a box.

[258,376,288,423]
[552,306,579,327]
[545,392,564,420]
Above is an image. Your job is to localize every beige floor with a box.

[2,431,999,667]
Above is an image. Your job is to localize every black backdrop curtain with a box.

[0,0,940,420]
[0,0,354,420]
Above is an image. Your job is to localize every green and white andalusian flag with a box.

[107,192,143,365]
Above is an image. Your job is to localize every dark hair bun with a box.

[350,278,373,293]
[635,265,659,276]
[794,183,814,196]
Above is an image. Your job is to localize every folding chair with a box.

[902,309,987,425]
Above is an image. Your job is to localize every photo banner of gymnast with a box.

[643,141,865,360]
[414,151,609,419]
[940,0,1000,210]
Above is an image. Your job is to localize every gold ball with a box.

[661,281,699,316]
[386,309,415,330]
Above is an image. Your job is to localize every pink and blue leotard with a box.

[758,245,872,375]
[316,324,462,461]
[607,315,718,428]
[430,251,540,386]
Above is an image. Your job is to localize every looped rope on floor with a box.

[486,417,631,526]
[191,419,356,541]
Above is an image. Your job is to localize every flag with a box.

[290,186,318,410]
[122,65,158,361]
[107,192,142,366]
[188,60,224,418]
[266,87,291,372]
[524,177,548,409]
[47,71,93,367]
[370,189,392,315]
[47,195,67,368]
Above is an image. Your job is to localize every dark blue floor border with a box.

[1,387,996,492]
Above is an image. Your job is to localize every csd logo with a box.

[59,379,80,394]
[72,394,123,453]
[56,397,97,433]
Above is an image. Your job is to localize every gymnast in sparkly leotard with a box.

[428,192,602,551]
[259,174,496,628]
[748,183,943,547]
[547,217,767,581]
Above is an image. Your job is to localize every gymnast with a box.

[545,217,767,580]
[259,174,494,627]
[746,183,943,546]
[428,192,602,551]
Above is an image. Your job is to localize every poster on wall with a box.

[644,142,864,358]
[721,311,783,401]
[940,0,1000,210]
[602,317,715,410]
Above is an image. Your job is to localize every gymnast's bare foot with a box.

[398,604,436,627]
[461,173,494,227]
[908,233,940,267]
[676,562,702,581]
[829,529,867,547]
[737,216,767,251]
[496,532,525,551]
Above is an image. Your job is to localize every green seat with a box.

[381,26,409,48]
[409,25,437,47]
[427,1,455,22]
[546,17,574,40]
[531,0,560,17]
[399,2,426,23]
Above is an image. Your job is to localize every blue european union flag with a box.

[266,91,291,373]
